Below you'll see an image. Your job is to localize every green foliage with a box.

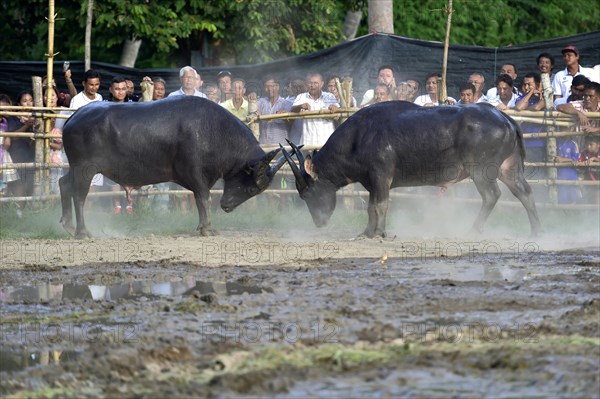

[0,0,598,66]
[380,0,600,46]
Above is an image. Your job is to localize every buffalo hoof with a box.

[74,228,92,239]
[358,229,386,239]
[61,220,76,237]
[197,227,219,237]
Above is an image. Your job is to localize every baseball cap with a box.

[561,45,579,56]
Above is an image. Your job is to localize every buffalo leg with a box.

[470,172,501,234]
[72,167,94,239]
[59,170,75,236]
[362,188,389,238]
[193,186,218,236]
[499,163,542,236]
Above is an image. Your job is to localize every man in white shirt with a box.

[68,69,104,187]
[360,65,397,106]
[167,66,207,98]
[486,63,520,99]
[69,69,103,109]
[552,45,598,103]
[291,73,339,146]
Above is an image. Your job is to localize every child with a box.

[0,95,19,194]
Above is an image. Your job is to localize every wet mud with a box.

[0,231,599,398]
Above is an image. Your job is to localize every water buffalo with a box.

[60,96,288,238]
[282,101,542,237]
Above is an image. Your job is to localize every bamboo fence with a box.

[1,104,599,208]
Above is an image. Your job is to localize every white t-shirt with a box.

[292,91,339,146]
[68,92,104,186]
[413,94,457,106]
[552,66,598,98]
[69,92,102,109]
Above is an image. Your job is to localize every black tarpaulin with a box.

[1,31,599,102]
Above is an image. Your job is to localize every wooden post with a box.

[440,0,452,103]
[541,72,558,204]
[32,77,45,198]
[43,0,56,197]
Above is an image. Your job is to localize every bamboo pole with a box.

[440,0,452,103]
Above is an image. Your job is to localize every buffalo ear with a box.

[304,158,316,179]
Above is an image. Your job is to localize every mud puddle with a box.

[0,238,598,398]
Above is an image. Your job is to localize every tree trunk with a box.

[85,0,94,71]
[119,38,142,68]
[368,0,394,34]
[342,10,362,41]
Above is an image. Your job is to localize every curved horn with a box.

[280,144,309,193]
[254,148,281,189]
[286,139,307,175]
[267,144,304,179]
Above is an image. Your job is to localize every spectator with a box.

[396,79,420,102]
[256,75,292,145]
[285,77,308,144]
[217,70,233,102]
[291,73,339,146]
[167,66,207,98]
[326,76,357,107]
[42,69,77,108]
[70,69,103,108]
[557,81,600,134]
[457,82,476,104]
[106,76,135,214]
[42,86,65,194]
[486,64,520,99]
[554,75,590,107]
[204,83,221,103]
[414,73,456,106]
[578,136,599,203]
[107,75,134,103]
[514,72,545,111]
[285,77,306,104]
[552,45,597,102]
[514,72,547,190]
[488,74,518,110]
[536,52,555,83]
[468,73,489,103]
[125,79,140,102]
[553,137,581,205]
[68,69,104,189]
[361,83,391,107]
[220,78,249,121]
[5,90,35,200]
[360,65,397,106]
[0,94,18,194]
[152,77,167,100]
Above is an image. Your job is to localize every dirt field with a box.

[1,200,599,398]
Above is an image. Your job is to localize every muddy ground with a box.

[0,201,599,398]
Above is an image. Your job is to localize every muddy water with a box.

[0,235,598,398]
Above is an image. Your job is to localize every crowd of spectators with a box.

[1,45,599,210]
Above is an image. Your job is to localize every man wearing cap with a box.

[217,70,233,102]
[552,45,597,103]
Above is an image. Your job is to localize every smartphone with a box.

[63,61,70,72]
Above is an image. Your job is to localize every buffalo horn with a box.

[280,144,309,193]
[267,144,303,179]
[254,148,281,189]
[286,139,307,175]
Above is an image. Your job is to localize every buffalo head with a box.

[221,148,289,212]
[281,140,337,227]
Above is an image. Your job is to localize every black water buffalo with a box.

[282,101,542,237]
[60,96,287,238]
